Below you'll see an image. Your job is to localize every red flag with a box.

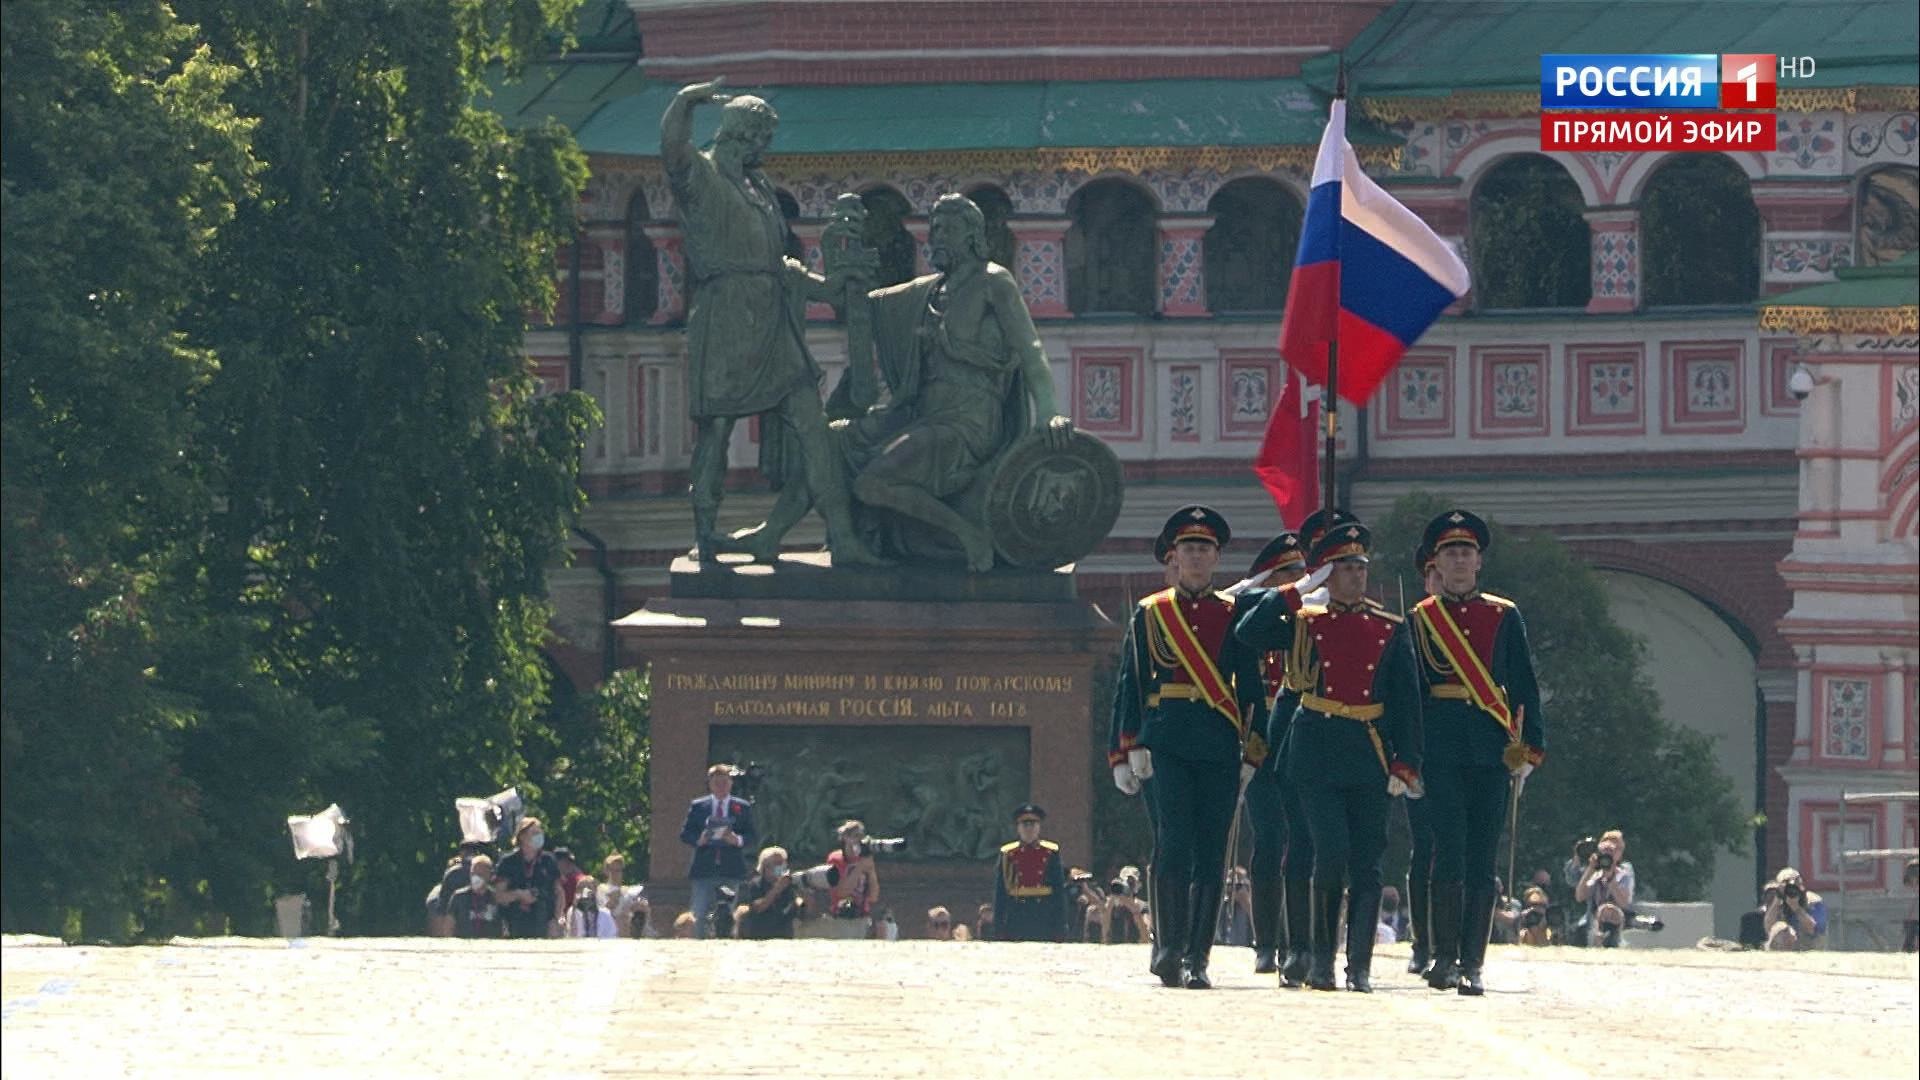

[1252,369,1319,527]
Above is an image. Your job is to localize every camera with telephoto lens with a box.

[708,884,738,937]
[859,836,907,857]
[783,863,842,891]
[1594,851,1615,871]
[1781,880,1804,902]
[1573,836,1600,865]
[1519,907,1549,931]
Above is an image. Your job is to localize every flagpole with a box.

[1322,56,1346,517]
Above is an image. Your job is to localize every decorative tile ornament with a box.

[1823,678,1873,760]
[1378,349,1453,437]
[1169,366,1200,442]
[1155,226,1208,316]
[1664,341,1746,433]
[1568,345,1645,434]
[1071,349,1141,439]
[1219,353,1280,439]
[1472,347,1550,437]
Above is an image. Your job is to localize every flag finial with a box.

[1335,53,1347,99]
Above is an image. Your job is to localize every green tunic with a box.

[666,149,815,420]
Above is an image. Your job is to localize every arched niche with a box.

[1640,155,1761,306]
[1469,155,1592,310]
[1203,177,1302,313]
[1065,178,1157,315]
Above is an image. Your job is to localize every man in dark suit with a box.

[679,763,759,939]
[1109,505,1267,989]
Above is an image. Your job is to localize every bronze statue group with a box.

[1111,505,1544,993]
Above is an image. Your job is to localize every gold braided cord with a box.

[600,143,1401,178]
[1757,305,1920,335]
[1358,85,1919,122]
[1144,610,1181,672]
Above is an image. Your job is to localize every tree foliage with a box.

[1641,154,1761,306]
[1368,493,1746,900]
[1471,155,1591,310]
[3,0,604,937]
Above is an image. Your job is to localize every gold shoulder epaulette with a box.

[1299,604,1329,619]
[1138,588,1175,609]
[1480,592,1516,608]
[1000,840,1021,853]
[1039,839,1060,852]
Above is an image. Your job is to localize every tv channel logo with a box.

[1541,54,1777,110]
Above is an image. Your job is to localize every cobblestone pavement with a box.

[3,936,1915,1078]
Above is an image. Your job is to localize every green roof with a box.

[1308,0,1919,95]
[1763,251,1920,309]
[565,79,1389,156]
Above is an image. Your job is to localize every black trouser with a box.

[1425,760,1510,891]
[1406,792,1435,949]
[1147,753,1238,966]
[1302,781,1388,894]
[1245,767,1286,887]
[1279,773,1315,885]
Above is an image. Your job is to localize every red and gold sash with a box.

[1144,590,1242,731]
[1412,596,1518,742]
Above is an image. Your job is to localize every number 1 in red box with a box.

[1720,53,1776,109]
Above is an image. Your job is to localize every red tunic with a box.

[1422,594,1509,689]
[1305,605,1399,708]
[1161,590,1233,686]
[1002,842,1057,895]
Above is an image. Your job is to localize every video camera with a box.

[730,762,769,801]
[455,787,523,847]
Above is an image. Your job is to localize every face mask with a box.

[529,832,545,851]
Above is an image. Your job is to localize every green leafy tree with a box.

[4,0,606,938]
[1641,154,1761,306]
[1471,155,1591,310]
[525,668,652,870]
[1368,493,1745,900]
[170,0,596,932]
[1,2,259,935]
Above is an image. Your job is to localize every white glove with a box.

[1511,762,1534,782]
[1387,776,1409,797]
[1290,563,1334,594]
[1112,762,1141,796]
[1300,587,1330,608]
[1128,747,1154,781]
[1240,762,1257,790]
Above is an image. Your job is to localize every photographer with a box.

[825,819,881,932]
[1762,867,1826,951]
[679,763,758,940]
[1573,829,1635,947]
[1106,866,1150,945]
[737,846,806,940]
[493,818,561,939]
[598,854,650,939]
[1065,869,1107,943]
[567,876,618,939]
[448,855,504,939]
[1513,887,1553,946]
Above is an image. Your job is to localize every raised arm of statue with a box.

[988,268,1071,448]
[661,78,729,179]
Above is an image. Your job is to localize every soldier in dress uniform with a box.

[1240,532,1304,977]
[1233,521,1423,992]
[1409,509,1545,996]
[993,803,1067,942]
[1110,506,1267,989]
[1404,538,1441,976]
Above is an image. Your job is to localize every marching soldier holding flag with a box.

[1110,506,1267,989]
[1409,509,1545,996]
[1233,521,1423,992]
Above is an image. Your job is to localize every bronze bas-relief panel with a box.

[710,724,1031,862]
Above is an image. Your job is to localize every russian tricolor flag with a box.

[1277,99,1470,405]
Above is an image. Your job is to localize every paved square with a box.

[3,936,1915,1077]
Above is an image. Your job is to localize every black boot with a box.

[1149,871,1188,988]
[1458,886,1497,997]
[1307,886,1342,991]
[1279,879,1311,987]
[1425,882,1462,991]
[1183,880,1224,989]
[1251,879,1283,974]
[1406,872,1431,974]
[1344,887,1382,992]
